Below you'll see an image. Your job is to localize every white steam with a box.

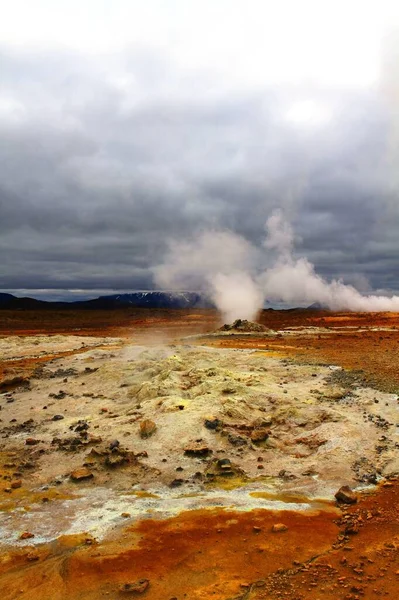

[153,230,262,322]
[261,209,399,311]
[209,272,264,323]
[154,210,399,321]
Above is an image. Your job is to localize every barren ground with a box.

[0,308,398,600]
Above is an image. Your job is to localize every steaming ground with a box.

[1,327,398,548]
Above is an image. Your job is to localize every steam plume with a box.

[153,230,263,321]
[261,210,399,311]
[154,210,399,321]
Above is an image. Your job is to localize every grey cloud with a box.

[1,44,399,298]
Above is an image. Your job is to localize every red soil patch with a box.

[0,506,338,600]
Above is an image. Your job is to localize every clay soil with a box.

[0,308,398,600]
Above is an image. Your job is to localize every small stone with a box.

[119,579,150,594]
[135,451,148,458]
[184,442,212,457]
[335,486,358,504]
[20,532,35,540]
[139,420,156,439]
[272,523,288,533]
[52,415,64,421]
[227,433,247,447]
[105,454,128,468]
[70,467,94,481]
[26,552,39,562]
[204,418,222,430]
[109,439,120,450]
[251,428,270,443]
[11,480,22,489]
[121,513,131,518]
[217,458,232,469]
[170,478,184,488]
[25,438,40,446]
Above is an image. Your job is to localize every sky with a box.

[1,0,399,301]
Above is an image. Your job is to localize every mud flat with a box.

[0,309,398,599]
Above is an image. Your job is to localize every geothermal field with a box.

[0,307,398,600]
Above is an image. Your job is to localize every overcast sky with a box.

[1,0,399,300]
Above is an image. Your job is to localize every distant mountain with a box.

[0,293,15,307]
[0,291,214,310]
[307,302,330,310]
[96,292,214,309]
[0,293,52,309]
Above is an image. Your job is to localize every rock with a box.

[121,512,131,518]
[70,467,94,482]
[170,478,184,488]
[251,428,270,443]
[11,480,22,489]
[105,454,128,468]
[227,433,247,447]
[216,458,234,476]
[218,319,268,333]
[88,435,102,444]
[52,415,64,421]
[184,442,212,457]
[109,439,120,450]
[135,451,148,458]
[26,552,39,562]
[25,438,40,446]
[20,532,35,540]
[119,579,150,594]
[272,523,288,533]
[335,486,358,504]
[382,457,399,477]
[74,421,89,433]
[204,417,222,431]
[217,458,232,469]
[139,420,156,439]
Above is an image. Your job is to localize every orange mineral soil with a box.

[0,308,399,600]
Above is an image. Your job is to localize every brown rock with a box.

[25,438,40,446]
[70,467,94,481]
[20,532,35,540]
[139,420,156,439]
[272,523,288,533]
[11,480,22,489]
[88,435,102,444]
[184,442,212,457]
[335,486,358,504]
[105,454,128,468]
[251,428,270,443]
[119,579,150,594]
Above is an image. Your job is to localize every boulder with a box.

[139,420,156,439]
[70,467,94,482]
[335,485,358,504]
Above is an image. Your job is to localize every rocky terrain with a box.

[0,309,398,599]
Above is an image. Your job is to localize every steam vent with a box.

[218,319,268,332]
